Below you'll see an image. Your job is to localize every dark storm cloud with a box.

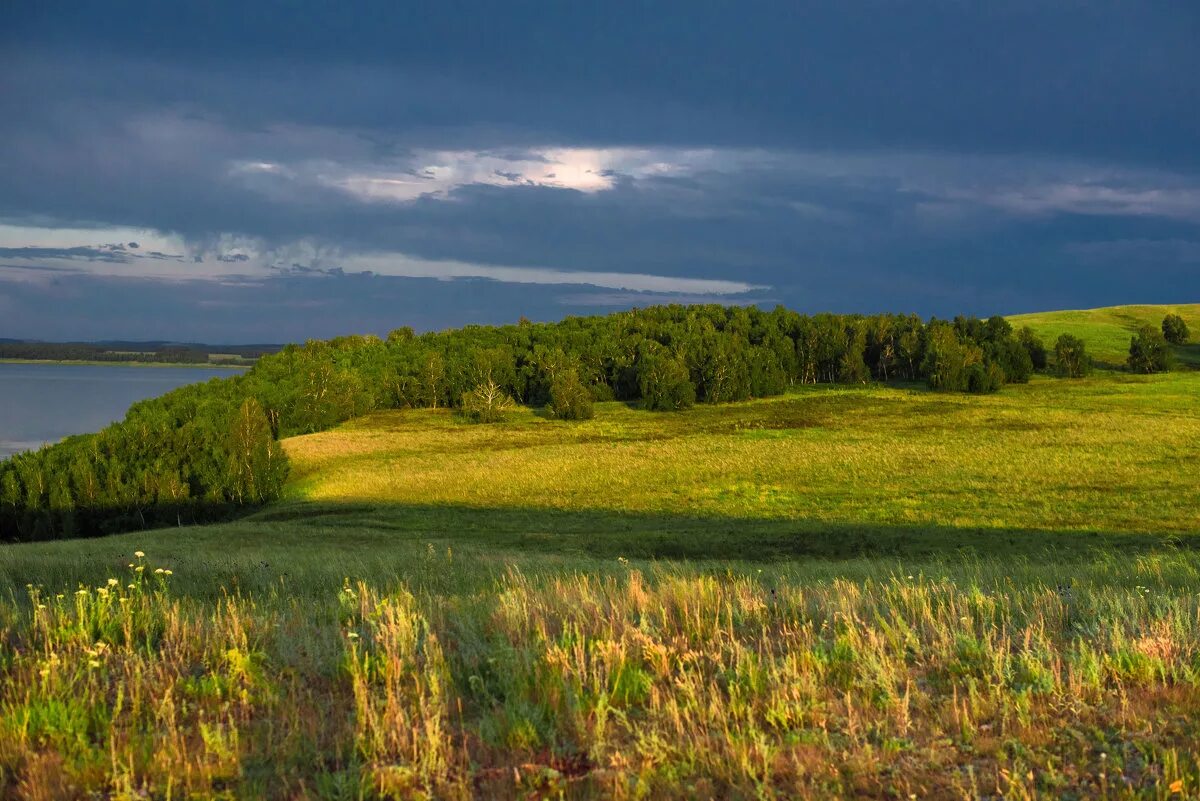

[0,1,1197,340]
[5,1,1198,163]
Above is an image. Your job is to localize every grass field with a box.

[1009,303,1200,369]
[1,306,1199,799]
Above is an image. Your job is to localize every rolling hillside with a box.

[1009,303,1200,368]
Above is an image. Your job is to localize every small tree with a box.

[1054,334,1091,378]
[1162,313,1190,345]
[547,368,594,420]
[638,347,695,411]
[1128,325,1176,373]
[226,397,288,504]
[461,379,514,423]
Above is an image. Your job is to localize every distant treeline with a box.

[0,340,279,365]
[2,305,1049,541]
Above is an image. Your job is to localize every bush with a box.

[987,338,1033,384]
[547,369,594,420]
[1054,334,1091,378]
[461,380,515,423]
[1017,327,1048,371]
[966,362,1005,394]
[1128,326,1176,373]
[1162,314,1190,345]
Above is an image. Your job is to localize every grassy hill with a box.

[2,307,1199,798]
[1009,302,1200,368]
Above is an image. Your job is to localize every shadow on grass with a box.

[248,500,1199,562]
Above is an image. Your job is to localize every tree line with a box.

[0,303,1158,542]
[0,341,276,365]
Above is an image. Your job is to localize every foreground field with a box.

[1,366,1199,798]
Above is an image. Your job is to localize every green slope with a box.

[1008,303,1200,368]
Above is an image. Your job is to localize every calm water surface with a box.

[0,363,244,459]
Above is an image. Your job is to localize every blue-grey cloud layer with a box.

[1,1,1197,340]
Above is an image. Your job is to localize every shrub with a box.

[1128,326,1176,373]
[988,337,1033,384]
[966,362,1005,394]
[1054,334,1091,378]
[1161,313,1190,345]
[461,380,514,423]
[547,369,594,420]
[1017,327,1048,371]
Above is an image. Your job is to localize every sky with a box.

[1,1,1198,343]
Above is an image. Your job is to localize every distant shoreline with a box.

[0,358,250,369]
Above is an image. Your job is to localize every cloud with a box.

[0,4,1197,339]
[0,269,767,343]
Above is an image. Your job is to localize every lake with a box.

[0,363,245,460]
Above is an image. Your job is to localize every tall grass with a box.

[3,549,1199,798]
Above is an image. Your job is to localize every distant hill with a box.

[0,339,282,365]
[1008,303,1200,369]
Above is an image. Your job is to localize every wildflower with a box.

[907,575,915,580]
[38,667,50,678]
[76,588,89,596]
[128,563,134,568]
[134,551,145,558]
[154,568,164,574]
[347,631,360,639]
[164,569,172,576]
[128,584,136,590]
[88,659,100,669]
[135,566,145,573]
[107,578,119,587]
[35,604,46,611]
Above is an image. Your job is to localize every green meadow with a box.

[1010,303,1200,369]
[1,305,1199,799]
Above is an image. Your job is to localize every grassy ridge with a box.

[2,305,1199,798]
[285,374,1200,537]
[1009,303,1200,368]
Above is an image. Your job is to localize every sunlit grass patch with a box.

[3,553,1200,797]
